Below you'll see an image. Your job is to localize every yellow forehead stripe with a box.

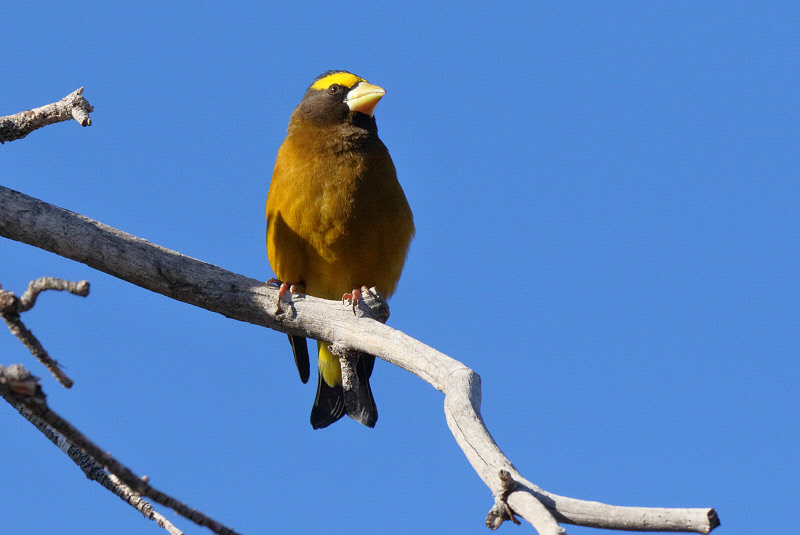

[310,72,366,90]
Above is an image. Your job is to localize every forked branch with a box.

[0,185,720,534]
[0,277,89,387]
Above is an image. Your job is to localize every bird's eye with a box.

[328,84,341,95]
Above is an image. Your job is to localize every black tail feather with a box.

[310,352,378,429]
[288,334,310,384]
[310,372,346,429]
[344,354,378,428]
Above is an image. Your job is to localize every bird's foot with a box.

[342,286,373,315]
[266,278,305,307]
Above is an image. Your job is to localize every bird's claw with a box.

[342,286,373,315]
[267,278,303,307]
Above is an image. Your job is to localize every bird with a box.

[266,70,415,429]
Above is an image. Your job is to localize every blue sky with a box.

[2,3,798,534]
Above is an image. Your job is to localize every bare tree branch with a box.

[0,88,94,144]
[16,276,90,311]
[0,364,239,535]
[0,365,184,534]
[0,278,88,387]
[0,185,720,534]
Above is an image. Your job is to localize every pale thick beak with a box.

[345,82,385,116]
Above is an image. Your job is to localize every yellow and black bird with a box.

[266,71,415,429]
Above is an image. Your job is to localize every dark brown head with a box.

[292,70,386,130]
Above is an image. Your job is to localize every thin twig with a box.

[0,365,182,535]
[0,365,239,535]
[17,277,90,312]
[0,278,87,388]
[0,88,94,144]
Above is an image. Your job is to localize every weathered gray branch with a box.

[0,363,238,535]
[0,88,94,143]
[0,185,720,534]
[0,365,184,535]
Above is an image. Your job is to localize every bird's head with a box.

[293,71,386,127]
